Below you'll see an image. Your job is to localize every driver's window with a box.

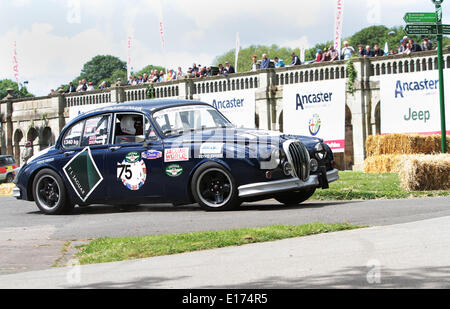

[114,113,154,144]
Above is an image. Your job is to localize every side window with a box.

[8,157,16,164]
[0,158,6,167]
[114,113,149,144]
[80,114,111,147]
[62,121,84,149]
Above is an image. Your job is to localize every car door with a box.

[105,112,164,203]
[58,114,111,204]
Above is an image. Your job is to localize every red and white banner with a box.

[334,0,344,60]
[235,32,240,73]
[300,46,306,64]
[159,20,165,50]
[13,41,20,88]
[127,36,132,79]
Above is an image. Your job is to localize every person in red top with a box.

[315,49,323,62]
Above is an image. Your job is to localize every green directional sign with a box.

[404,12,437,23]
[444,24,450,34]
[404,24,438,35]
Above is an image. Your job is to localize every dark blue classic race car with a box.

[13,99,339,214]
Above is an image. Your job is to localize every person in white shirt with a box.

[341,41,355,60]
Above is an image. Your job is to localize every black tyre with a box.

[191,162,241,211]
[6,173,14,183]
[274,188,316,205]
[32,169,74,215]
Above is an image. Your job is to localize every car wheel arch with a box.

[26,166,66,202]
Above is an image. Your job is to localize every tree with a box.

[0,79,34,100]
[136,64,166,76]
[77,55,127,86]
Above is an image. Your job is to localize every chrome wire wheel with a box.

[196,168,232,208]
[35,175,61,211]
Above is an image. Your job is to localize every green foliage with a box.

[103,69,127,87]
[346,58,357,94]
[0,79,34,100]
[214,44,301,72]
[136,64,166,76]
[76,55,127,86]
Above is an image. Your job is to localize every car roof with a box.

[71,99,211,122]
[0,155,13,158]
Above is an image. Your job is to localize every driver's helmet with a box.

[120,116,136,135]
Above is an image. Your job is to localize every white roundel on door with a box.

[117,152,147,191]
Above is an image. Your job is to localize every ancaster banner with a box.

[380,69,450,135]
[283,79,346,152]
[194,89,256,128]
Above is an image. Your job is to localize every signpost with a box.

[403,0,447,153]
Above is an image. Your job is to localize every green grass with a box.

[76,223,361,265]
[312,171,450,200]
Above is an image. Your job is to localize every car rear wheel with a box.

[32,169,74,215]
[274,188,316,205]
[191,162,241,211]
[6,174,14,183]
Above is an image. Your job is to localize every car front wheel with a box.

[274,188,316,205]
[32,169,74,215]
[191,162,241,211]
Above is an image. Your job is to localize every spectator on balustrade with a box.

[251,55,259,71]
[66,82,76,93]
[158,71,165,82]
[99,81,108,90]
[321,48,331,62]
[218,64,226,76]
[206,66,214,77]
[357,44,366,57]
[177,67,185,78]
[315,49,323,62]
[224,61,235,75]
[404,42,413,55]
[87,82,95,91]
[198,66,207,77]
[260,54,270,69]
[142,74,148,83]
[291,52,301,65]
[274,57,285,68]
[421,38,432,51]
[398,40,407,54]
[165,69,176,81]
[191,63,199,77]
[329,45,339,61]
[364,45,375,58]
[75,80,83,92]
[409,39,422,53]
[373,44,384,57]
[341,41,355,60]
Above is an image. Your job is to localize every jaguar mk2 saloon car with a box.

[13,99,339,214]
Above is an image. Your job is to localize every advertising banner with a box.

[283,80,346,152]
[380,69,450,135]
[69,103,109,121]
[195,89,256,129]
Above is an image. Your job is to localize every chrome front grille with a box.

[283,140,310,181]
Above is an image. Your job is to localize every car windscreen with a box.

[152,105,233,137]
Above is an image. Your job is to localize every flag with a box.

[384,42,389,56]
[13,41,20,89]
[235,32,240,73]
[127,36,132,80]
[300,46,306,63]
[334,0,344,60]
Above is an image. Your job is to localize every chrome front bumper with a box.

[238,169,339,198]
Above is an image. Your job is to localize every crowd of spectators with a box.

[63,36,438,93]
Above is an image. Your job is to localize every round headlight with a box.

[310,159,319,172]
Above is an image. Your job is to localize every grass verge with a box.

[76,223,361,265]
[312,171,450,200]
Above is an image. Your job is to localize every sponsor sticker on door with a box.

[165,164,183,177]
[164,148,189,162]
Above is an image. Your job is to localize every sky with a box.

[0,0,449,96]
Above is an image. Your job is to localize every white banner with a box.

[334,0,344,60]
[13,41,20,88]
[380,70,450,135]
[283,80,346,152]
[195,90,256,129]
[69,103,110,121]
[127,36,132,79]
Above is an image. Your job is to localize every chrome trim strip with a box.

[238,168,339,198]
[12,187,21,198]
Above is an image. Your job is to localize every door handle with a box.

[109,146,121,152]
[64,151,75,157]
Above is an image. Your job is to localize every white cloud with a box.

[12,0,31,8]
[282,36,311,50]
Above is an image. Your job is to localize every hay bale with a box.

[364,155,405,173]
[398,154,450,191]
[366,134,450,157]
[0,183,16,196]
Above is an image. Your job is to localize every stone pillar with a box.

[0,89,15,156]
[111,79,126,103]
[56,89,66,132]
[178,79,193,100]
[255,69,273,130]
[347,58,371,170]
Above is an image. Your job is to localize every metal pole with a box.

[436,3,447,153]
